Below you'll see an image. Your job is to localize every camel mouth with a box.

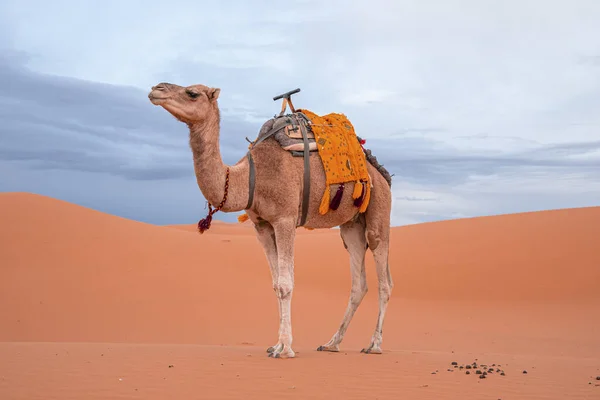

[148,91,168,105]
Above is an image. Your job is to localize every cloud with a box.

[0,52,258,181]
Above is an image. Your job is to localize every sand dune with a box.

[1,192,599,399]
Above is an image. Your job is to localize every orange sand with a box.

[1,192,599,399]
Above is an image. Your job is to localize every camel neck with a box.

[188,111,249,213]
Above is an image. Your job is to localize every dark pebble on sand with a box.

[451,361,458,365]
[466,371,470,375]
[523,370,528,374]
[476,370,482,375]
[501,372,506,376]
[168,365,174,368]
[466,365,472,369]
[596,376,600,380]
[479,375,486,379]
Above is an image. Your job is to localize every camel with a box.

[148,82,393,359]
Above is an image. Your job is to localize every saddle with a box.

[243,88,390,228]
[251,111,318,155]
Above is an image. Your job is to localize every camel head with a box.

[148,82,220,124]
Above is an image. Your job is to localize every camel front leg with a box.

[268,218,296,359]
[253,221,283,354]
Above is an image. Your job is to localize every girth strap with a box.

[298,121,311,226]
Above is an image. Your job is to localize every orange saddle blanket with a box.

[298,109,371,214]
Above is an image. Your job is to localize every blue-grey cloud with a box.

[0,51,258,182]
[362,135,600,188]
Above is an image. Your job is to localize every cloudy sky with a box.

[1,0,599,226]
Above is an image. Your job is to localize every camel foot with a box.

[266,343,281,353]
[316,344,340,352]
[360,345,382,354]
[267,343,295,359]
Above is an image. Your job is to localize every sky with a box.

[1,0,600,226]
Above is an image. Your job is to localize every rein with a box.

[197,167,230,233]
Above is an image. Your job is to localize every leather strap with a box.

[250,125,285,148]
[299,122,311,226]
[246,151,255,210]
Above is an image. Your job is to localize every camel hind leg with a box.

[317,215,368,352]
[361,182,393,354]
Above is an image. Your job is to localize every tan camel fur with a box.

[148,82,394,359]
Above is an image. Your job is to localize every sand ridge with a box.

[1,192,599,399]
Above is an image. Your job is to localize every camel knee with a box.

[366,230,381,250]
[350,283,368,306]
[274,278,294,299]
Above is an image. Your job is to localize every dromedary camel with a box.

[148,82,393,359]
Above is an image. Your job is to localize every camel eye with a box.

[186,90,199,99]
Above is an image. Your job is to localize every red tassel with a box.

[329,183,345,210]
[353,182,366,208]
[358,137,367,152]
[196,167,231,234]
[197,215,213,233]
[197,204,215,234]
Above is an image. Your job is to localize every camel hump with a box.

[250,111,318,153]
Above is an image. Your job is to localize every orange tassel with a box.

[319,186,331,215]
[352,180,363,199]
[237,213,249,223]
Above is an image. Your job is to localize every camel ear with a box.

[209,87,220,101]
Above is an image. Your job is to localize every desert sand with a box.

[1,191,599,399]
